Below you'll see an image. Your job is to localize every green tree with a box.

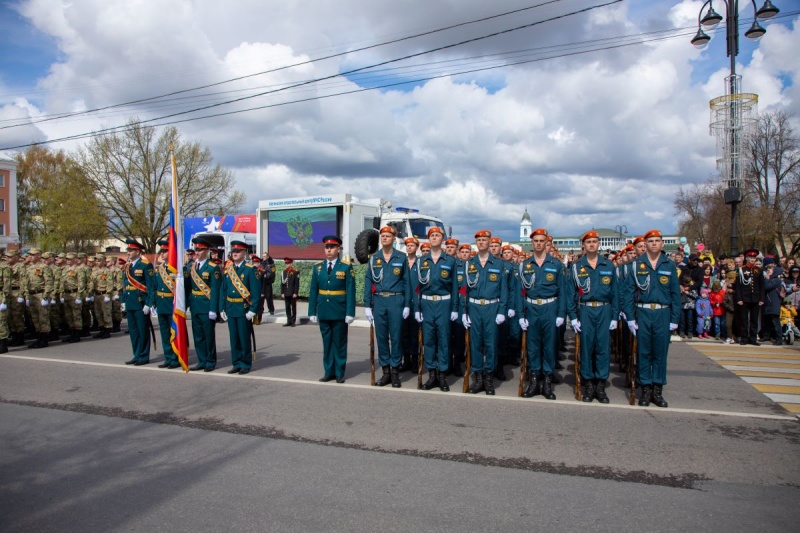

[78,119,245,251]
[15,145,107,251]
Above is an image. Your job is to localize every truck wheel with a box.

[355,229,379,264]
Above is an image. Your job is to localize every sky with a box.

[0,0,798,243]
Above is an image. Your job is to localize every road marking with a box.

[765,393,800,404]
[741,377,800,386]
[1,353,797,421]
[714,360,800,369]
[707,353,800,360]
[781,403,800,413]
[732,371,800,379]
[722,365,800,374]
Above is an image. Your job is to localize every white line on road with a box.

[2,353,797,421]
[741,377,800,386]
[722,365,800,374]
[764,393,800,404]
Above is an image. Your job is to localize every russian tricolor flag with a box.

[168,145,189,371]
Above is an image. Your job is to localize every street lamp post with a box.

[614,224,628,250]
[691,0,779,256]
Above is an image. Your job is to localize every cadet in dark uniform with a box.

[462,230,508,395]
[364,226,412,388]
[401,236,420,373]
[259,252,276,320]
[151,241,179,369]
[308,236,356,383]
[448,240,466,375]
[122,239,154,365]
[281,258,299,327]
[566,231,619,403]
[735,249,765,345]
[623,229,680,408]
[219,241,261,374]
[185,237,220,371]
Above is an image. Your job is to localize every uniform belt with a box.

[421,294,451,301]
[192,290,209,297]
[63,290,77,295]
[227,297,244,303]
[637,303,669,310]
[318,290,346,296]
[11,286,19,290]
[157,291,174,297]
[375,291,402,297]
[30,292,44,296]
[580,301,608,307]
[94,291,110,295]
[469,297,499,305]
[526,296,557,305]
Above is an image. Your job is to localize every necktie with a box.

[327,262,332,274]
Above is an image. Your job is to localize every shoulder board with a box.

[244,262,254,268]
[315,260,325,266]
[140,258,150,264]
[341,259,350,265]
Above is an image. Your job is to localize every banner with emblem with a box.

[168,145,189,372]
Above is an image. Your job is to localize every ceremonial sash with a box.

[190,263,211,299]
[157,264,175,293]
[225,262,251,304]
[125,263,148,293]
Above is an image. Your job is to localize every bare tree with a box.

[78,119,245,252]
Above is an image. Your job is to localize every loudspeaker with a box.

[723,187,742,205]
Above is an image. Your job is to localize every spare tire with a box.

[355,229,379,264]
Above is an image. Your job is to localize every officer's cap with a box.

[744,249,760,258]
[251,255,260,262]
[125,238,144,251]
[191,237,211,250]
[284,257,293,264]
[322,236,342,247]
[230,240,248,251]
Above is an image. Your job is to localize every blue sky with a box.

[0,2,58,97]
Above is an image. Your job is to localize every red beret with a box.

[474,230,492,239]
[582,230,599,242]
[644,229,662,240]
[379,226,397,236]
[531,228,547,238]
[427,227,444,237]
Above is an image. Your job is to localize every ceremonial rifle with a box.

[462,329,471,393]
[628,336,638,405]
[574,332,582,401]
[369,323,376,386]
[249,318,257,362]
[147,313,157,350]
[517,330,527,397]
[417,326,424,389]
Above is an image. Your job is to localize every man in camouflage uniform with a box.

[0,250,10,353]
[110,257,124,332]
[22,248,53,349]
[6,250,26,346]
[59,252,87,343]
[46,252,64,340]
[91,253,114,339]
[78,253,93,337]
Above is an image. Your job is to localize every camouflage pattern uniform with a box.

[21,248,53,348]
[0,251,11,352]
[60,252,88,343]
[91,253,114,338]
[7,250,26,346]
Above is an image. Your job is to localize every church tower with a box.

[519,207,532,241]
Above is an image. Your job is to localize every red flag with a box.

[169,146,189,372]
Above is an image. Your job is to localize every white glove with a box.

[364,307,373,324]
[508,309,516,318]
[245,311,255,321]
[41,299,49,307]
[87,296,94,302]
[50,299,57,305]
[103,296,111,303]
[414,312,423,323]
[345,316,355,324]
[627,320,637,336]
[620,312,627,321]
[142,305,151,316]
[209,311,217,320]
[462,314,471,329]
[221,311,228,321]
[121,303,126,312]
[495,313,505,325]
[402,307,410,319]
[609,320,618,331]
[113,294,119,301]
[450,311,458,322]
[0,303,6,311]
[60,298,65,304]
[669,322,678,331]
[75,299,82,305]
[555,317,564,327]
[17,297,24,303]
[519,318,528,331]
[571,319,581,333]
[309,315,318,324]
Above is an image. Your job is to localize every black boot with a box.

[522,373,539,398]
[437,370,449,392]
[28,333,41,349]
[409,354,419,375]
[93,327,107,339]
[468,372,484,394]
[9,332,25,347]
[450,360,463,377]
[112,321,121,333]
[541,374,556,400]
[39,333,49,348]
[375,366,391,387]
[81,327,91,337]
[390,366,401,388]
[651,384,668,408]
[48,330,60,341]
[0,339,7,354]
[582,379,595,402]
[595,379,610,404]
[398,354,411,372]
[483,371,495,395]
[422,370,438,390]
[493,362,507,381]
[639,385,652,407]
[62,332,73,343]
[72,329,81,343]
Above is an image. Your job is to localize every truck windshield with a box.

[409,219,444,238]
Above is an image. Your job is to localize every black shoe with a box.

[204,367,215,372]
[450,363,463,377]
[549,373,561,385]
[375,366,391,387]
[773,341,782,346]
[739,339,747,345]
[595,380,610,404]
[522,373,539,398]
[124,358,137,365]
[0,340,7,354]
[541,376,556,400]
[437,370,449,392]
[493,365,507,381]
[398,355,411,373]
[227,368,240,374]
[168,363,181,369]
[390,367,401,388]
[282,323,291,327]
[239,369,250,375]
[290,323,295,327]
[639,385,652,407]
[749,340,761,346]
[582,379,595,402]
[483,372,495,396]
[422,370,438,390]
[158,363,169,368]
[651,384,668,408]
[133,360,148,366]
[190,365,204,371]
[555,361,564,370]
[336,377,345,384]
[112,322,121,333]
[319,375,335,382]
[468,372,484,394]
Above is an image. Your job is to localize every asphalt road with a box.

[1,317,799,532]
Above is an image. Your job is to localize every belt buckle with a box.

[432,295,439,301]
[480,299,486,305]
[649,303,656,310]
[536,299,542,305]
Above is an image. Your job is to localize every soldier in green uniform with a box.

[308,236,356,383]
[44,253,62,340]
[122,239,154,365]
[108,256,124,332]
[151,240,180,369]
[280,258,300,327]
[0,251,10,353]
[90,253,114,339]
[364,226,412,388]
[623,229,680,408]
[566,231,619,403]
[219,240,261,374]
[415,227,458,391]
[59,252,87,343]
[400,236,420,373]
[449,243,470,376]
[185,237,220,371]
[461,230,509,395]
[517,228,567,400]
[7,250,27,346]
[22,248,53,349]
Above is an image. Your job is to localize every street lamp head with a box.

[756,1,780,20]
[744,20,767,40]
[691,28,711,49]
[700,6,722,29]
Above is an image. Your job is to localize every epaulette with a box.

[315,260,325,267]
[341,258,350,265]
[140,257,150,264]
[245,261,254,268]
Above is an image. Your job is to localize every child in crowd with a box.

[781,298,800,340]
[696,288,713,339]
[679,275,697,338]
[708,280,726,340]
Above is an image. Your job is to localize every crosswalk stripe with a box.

[780,403,800,413]
[765,393,800,404]
[741,377,800,386]
[721,365,800,374]
[753,384,800,394]
[731,371,800,379]
[707,353,800,360]
[709,357,800,364]
[714,360,800,368]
